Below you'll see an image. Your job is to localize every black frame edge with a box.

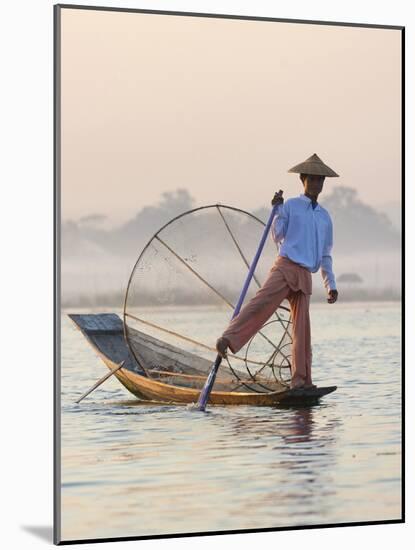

[54,3,404,31]
[401,25,405,524]
[58,519,404,545]
[53,3,62,546]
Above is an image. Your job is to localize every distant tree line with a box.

[63,186,400,259]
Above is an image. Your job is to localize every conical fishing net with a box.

[123,205,293,393]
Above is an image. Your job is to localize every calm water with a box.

[60,302,401,541]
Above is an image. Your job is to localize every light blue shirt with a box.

[271,194,337,291]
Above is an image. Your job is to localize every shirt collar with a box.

[299,193,321,210]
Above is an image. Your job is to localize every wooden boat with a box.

[68,313,337,406]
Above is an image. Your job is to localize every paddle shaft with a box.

[196,193,282,411]
[75,361,125,404]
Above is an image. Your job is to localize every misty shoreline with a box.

[62,187,401,304]
[62,287,400,309]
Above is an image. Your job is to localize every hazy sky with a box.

[61,8,402,225]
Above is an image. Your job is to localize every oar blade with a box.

[195,355,222,411]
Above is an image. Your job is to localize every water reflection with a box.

[60,304,401,540]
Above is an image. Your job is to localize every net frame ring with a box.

[122,204,294,390]
[242,318,293,389]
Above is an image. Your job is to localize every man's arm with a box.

[321,217,337,294]
[271,201,289,245]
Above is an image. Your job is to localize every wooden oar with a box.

[75,361,125,404]
[195,191,283,411]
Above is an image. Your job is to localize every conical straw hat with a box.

[288,153,339,177]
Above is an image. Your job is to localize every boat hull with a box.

[69,313,337,406]
[101,355,336,406]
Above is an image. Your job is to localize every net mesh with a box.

[123,205,293,392]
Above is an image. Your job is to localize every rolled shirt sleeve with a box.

[321,217,337,291]
[271,202,289,245]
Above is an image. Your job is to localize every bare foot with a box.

[290,383,305,390]
[289,383,316,390]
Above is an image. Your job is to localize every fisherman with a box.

[216,153,339,389]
